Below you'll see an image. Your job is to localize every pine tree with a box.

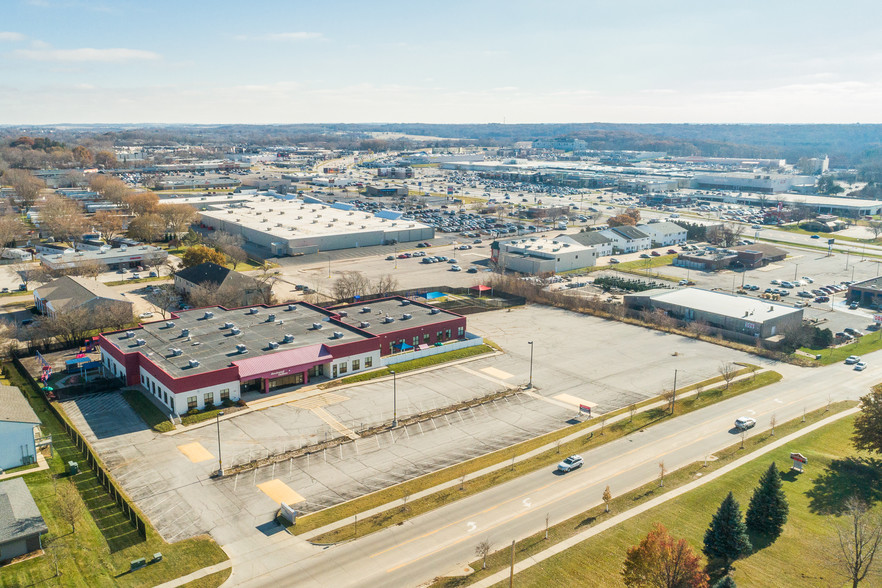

[712,576,737,588]
[745,463,789,538]
[703,492,752,567]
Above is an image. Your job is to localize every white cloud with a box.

[0,32,26,42]
[236,32,324,42]
[30,40,50,49]
[14,47,161,62]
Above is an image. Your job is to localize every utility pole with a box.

[528,341,534,389]
[510,539,516,587]
[671,369,678,415]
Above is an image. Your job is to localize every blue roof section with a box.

[301,196,324,205]
[331,202,354,211]
[375,209,404,220]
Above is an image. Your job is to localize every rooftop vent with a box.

[401,299,410,306]
[181,328,189,337]
[248,307,259,315]
[338,310,348,317]
[361,306,371,313]
[332,331,344,339]
[236,343,247,354]
[126,330,135,338]
[268,341,280,349]
[312,322,323,330]
[135,338,145,346]
[384,316,395,324]
[230,327,241,335]
[430,308,441,315]
[267,314,276,322]
[287,304,297,311]
[188,359,200,368]
[359,321,371,328]
[203,311,214,319]
[223,322,234,329]
[170,348,183,357]
[282,334,294,343]
[402,313,412,320]
[165,321,175,328]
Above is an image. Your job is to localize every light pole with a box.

[670,370,678,415]
[528,341,534,389]
[327,255,331,279]
[215,411,225,477]
[793,263,798,281]
[391,370,397,427]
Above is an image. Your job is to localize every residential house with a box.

[33,276,133,318]
[174,263,270,306]
[0,385,40,471]
[0,478,49,562]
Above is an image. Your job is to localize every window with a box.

[220,389,230,402]
[423,333,430,342]
[187,396,197,410]
[445,329,452,339]
[413,336,419,347]
[339,361,348,374]
[352,359,360,371]
[204,392,214,406]
[365,356,372,368]
[436,330,443,341]
[457,327,464,337]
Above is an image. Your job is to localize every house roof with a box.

[33,276,129,313]
[609,225,650,240]
[730,243,787,258]
[0,478,48,544]
[0,385,40,425]
[637,221,685,235]
[175,263,259,290]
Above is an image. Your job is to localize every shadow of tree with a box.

[806,456,882,514]
[575,515,597,530]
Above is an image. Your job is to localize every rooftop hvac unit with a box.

[338,310,348,317]
[402,313,412,320]
[312,322,323,330]
[361,225,366,229]
[401,299,410,306]
[230,327,241,335]
[135,338,145,346]
[282,334,294,343]
[171,348,183,356]
[268,341,280,349]
[384,316,395,324]
[276,223,283,227]
[223,322,234,329]
[312,219,318,224]
[262,218,268,223]
[267,314,276,322]
[236,344,247,353]
[188,359,200,368]
[126,330,135,338]
[287,304,297,311]
[359,321,371,328]
[332,331,344,339]
[165,321,175,328]
[361,306,371,313]
[181,329,189,337]
[430,308,441,314]
[203,311,214,319]
[249,307,259,314]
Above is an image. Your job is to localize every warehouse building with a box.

[624,288,803,343]
[198,196,434,256]
[599,226,652,253]
[98,297,470,415]
[496,237,596,274]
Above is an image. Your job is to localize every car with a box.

[651,251,660,256]
[850,302,860,310]
[667,249,678,254]
[131,273,140,279]
[678,279,689,286]
[397,254,408,259]
[473,239,483,244]
[386,255,395,261]
[854,361,868,371]
[448,258,458,264]
[149,271,158,277]
[467,267,478,273]
[771,279,780,285]
[609,258,620,264]
[450,265,462,271]
[734,417,756,431]
[844,327,864,337]
[802,276,814,283]
[811,234,820,239]
[845,355,861,365]
[797,291,813,298]
[640,253,651,259]
[557,455,583,473]
[139,312,154,319]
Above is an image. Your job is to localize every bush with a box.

[186,408,199,416]
[222,399,234,408]
[235,399,246,407]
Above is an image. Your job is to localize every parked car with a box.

[667,249,677,254]
[386,255,395,261]
[609,258,620,264]
[734,417,756,431]
[450,265,462,271]
[467,267,478,273]
[814,296,830,303]
[811,235,820,239]
[845,355,861,365]
[557,455,583,473]
[640,253,651,259]
[651,251,660,257]
[139,312,154,319]
[850,302,860,310]
[854,361,868,371]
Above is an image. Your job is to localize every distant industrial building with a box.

[690,191,882,217]
[198,195,433,256]
[366,185,409,197]
[692,173,815,194]
[37,244,167,272]
[624,288,803,343]
[376,167,414,179]
[496,237,596,274]
[673,243,787,271]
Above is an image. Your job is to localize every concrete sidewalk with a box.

[0,452,49,481]
[470,406,859,588]
[300,368,767,541]
[151,559,232,588]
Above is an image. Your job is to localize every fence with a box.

[380,333,484,366]
[10,353,148,541]
[318,285,526,314]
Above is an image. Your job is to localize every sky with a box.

[2,0,882,125]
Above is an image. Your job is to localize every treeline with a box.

[593,276,669,292]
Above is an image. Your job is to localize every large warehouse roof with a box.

[639,288,800,322]
[199,196,430,241]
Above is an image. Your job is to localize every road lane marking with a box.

[522,498,532,508]
[467,522,476,533]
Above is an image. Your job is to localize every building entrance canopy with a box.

[232,344,332,381]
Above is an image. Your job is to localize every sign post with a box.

[579,404,592,418]
[790,452,807,473]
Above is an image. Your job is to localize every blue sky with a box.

[2,0,882,124]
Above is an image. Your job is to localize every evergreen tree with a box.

[745,463,789,538]
[703,492,752,567]
[712,576,737,588]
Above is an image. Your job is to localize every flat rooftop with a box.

[38,244,167,265]
[642,288,801,322]
[501,237,591,254]
[104,303,373,376]
[331,298,460,335]
[199,196,430,240]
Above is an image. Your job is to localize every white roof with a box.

[501,237,591,255]
[647,288,800,322]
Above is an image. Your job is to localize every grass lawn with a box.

[121,389,175,432]
[573,254,680,282]
[181,407,226,426]
[178,568,233,587]
[1,461,39,475]
[799,331,882,365]
[323,344,495,388]
[473,409,873,588]
[103,275,168,287]
[1,363,228,587]
[303,369,779,541]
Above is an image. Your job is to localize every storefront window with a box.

[220,389,230,401]
[187,396,197,410]
[339,362,348,374]
[352,359,360,371]
[204,392,214,406]
[458,327,464,337]
[365,356,373,368]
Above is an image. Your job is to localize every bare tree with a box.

[13,261,47,290]
[333,271,371,301]
[252,263,280,305]
[661,389,675,413]
[188,281,244,309]
[69,259,108,280]
[4,168,46,213]
[226,245,248,270]
[56,480,84,535]
[372,273,399,296]
[629,403,637,422]
[769,413,777,436]
[150,284,179,319]
[832,496,882,588]
[0,211,26,257]
[658,461,667,487]
[719,362,737,389]
[603,485,612,513]
[90,210,125,242]
[123,191,159,215]
[126,213,165,243]
[157,203,199,238]
[89,175,132,205]
[475,538,493,570]
[39,195,90,247]
[870,221,882,241]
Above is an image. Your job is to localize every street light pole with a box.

[670,370,678,415]
[794,263,798,281]
[528,341,534,389]
[215,411,225,477]
[391,370,397,427]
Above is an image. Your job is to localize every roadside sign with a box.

[579,404,592,416]
[874,314,882,323]
[790,451,807,473]
[827,239,835,245]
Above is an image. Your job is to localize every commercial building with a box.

[562,231,614,256]
[0,385,41,471]
[0,478,48,562]
[198,196,433,256]
[174,263,269,306]
[692,173,814,194]
[98,297,470,415]
[496,237,596,274]
[847,277,882,308]
[37,244,167,272]
[366,185,409,197]
[624,288,803,342]
[673,243,786,272]
[599,226,652,253]
[636,221,687,247]
[33,276,133,318]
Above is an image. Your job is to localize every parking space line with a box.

[310,407,360,440]
[522,389,581,411]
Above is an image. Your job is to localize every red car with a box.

[667,249,678,254]
[651,251,660,256]
[397,254,407,259]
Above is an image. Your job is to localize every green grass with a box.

[430,401,857,588]
[178,567,233,587]
[0,362,228,587]
[180,407,226,426]
[303,369,780,541]
[468,408,869,588]
[778,224,869,243]
[798,331,882,365]
[324,344,495,387]
[565,254,680,282]
[121,389,175,432]
[1,461,39,475]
